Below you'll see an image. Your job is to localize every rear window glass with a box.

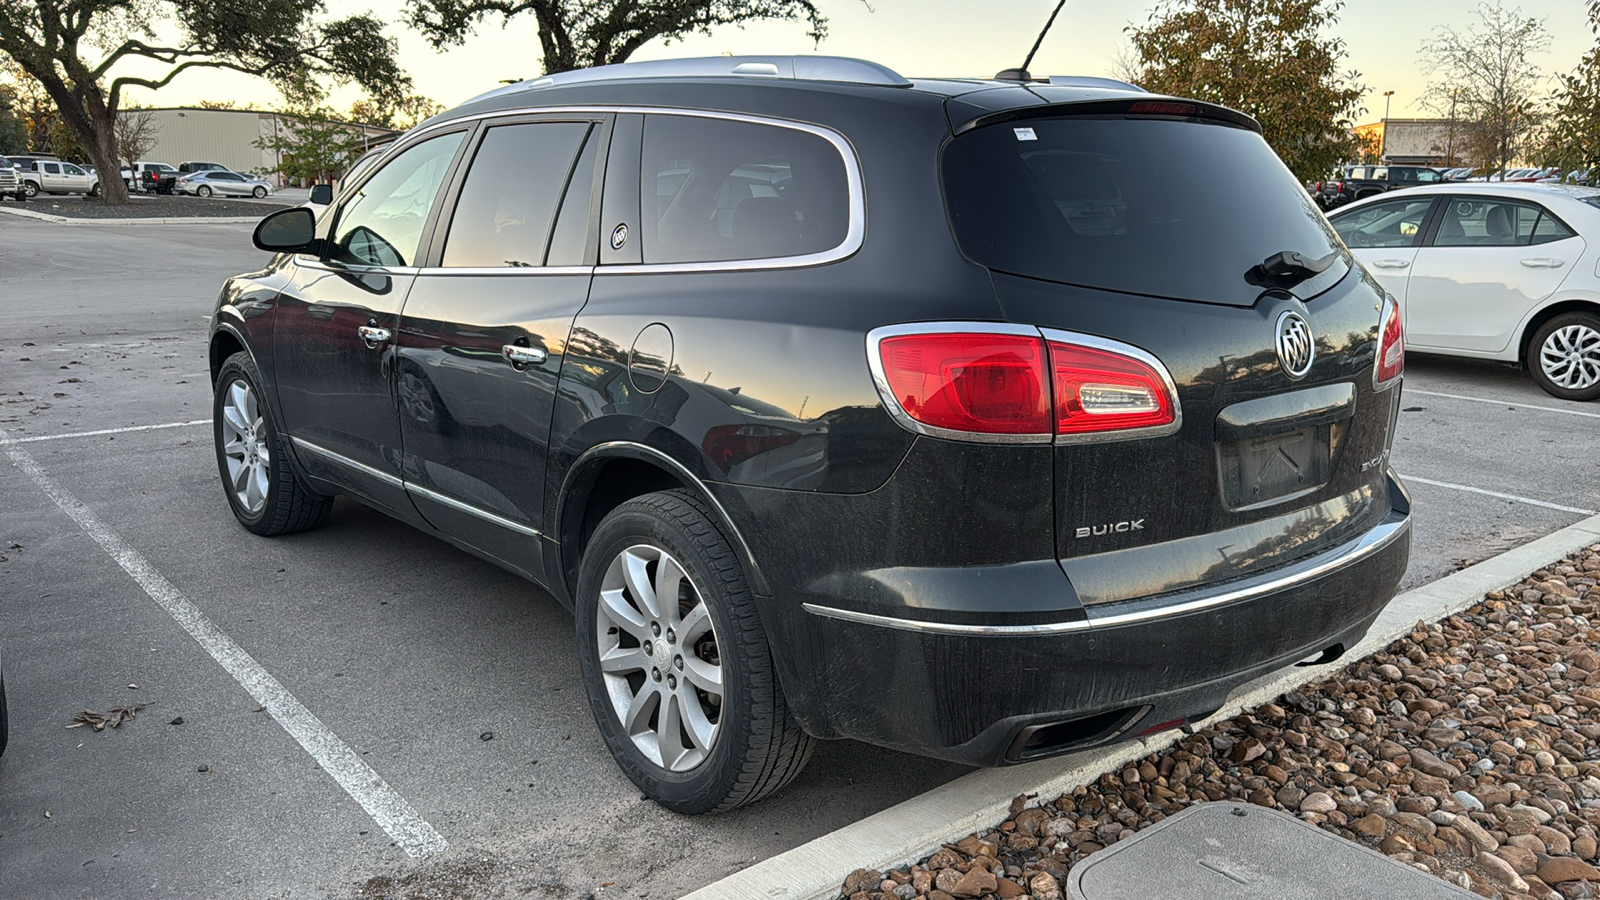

[640,114,849,264]
[942,117,1342,305]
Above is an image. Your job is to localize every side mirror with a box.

[309,183,333,205]
[253,207,318,253]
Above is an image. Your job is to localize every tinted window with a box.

[441,122,591,268]
[1372,167,1389,181]
[213,172,243,182]
[1415,169,1442,183]
[640,114,850,264]
[43,163,60,174]
[942,117,1342,305]
[331,132,464,267]
[1331,196,1433,248]
[1434,198,1540,247]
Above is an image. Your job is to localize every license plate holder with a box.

[1216,425,1332,511]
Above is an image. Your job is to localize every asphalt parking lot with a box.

[1,215,1597,899]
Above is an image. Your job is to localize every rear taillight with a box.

[869,326,1178,443]
[1374,297,1404,389]
[1048,339,1177,437]
[875,330,1051,436]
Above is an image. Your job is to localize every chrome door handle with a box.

[358,325,392,346]
[502,344,547,366]
[1521,258,1565,268]
[1369,259,1411,269]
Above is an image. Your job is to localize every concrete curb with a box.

[0,205,262,225]
[680,511,1600,900]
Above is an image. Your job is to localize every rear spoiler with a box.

[951,96,1261,137]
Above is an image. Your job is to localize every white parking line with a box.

[1407,389,1600,420]
[0,428,448,857]
[0,420,209,445]
[1404,474,1596,516]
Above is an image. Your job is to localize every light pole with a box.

[1380,90,1395,163]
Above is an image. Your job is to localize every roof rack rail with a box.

[507,56,911,94]
[1045,75,1146,92]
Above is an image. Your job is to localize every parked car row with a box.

[0,155,272,199]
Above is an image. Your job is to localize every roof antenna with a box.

[996,0,1068,82]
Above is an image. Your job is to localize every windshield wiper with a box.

[1245,250,1340,290]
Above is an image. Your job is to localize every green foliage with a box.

[0,0,408,201]
[253,107,363,185]
[1126,0,1366,183]
[406,0,828,74]
[1419,2,1549,175]
[1540,3,1600,170]
[0,86,28,154]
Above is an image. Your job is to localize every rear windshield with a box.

[943,117,1342,305]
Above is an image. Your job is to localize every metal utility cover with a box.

[1067,803,1477,900]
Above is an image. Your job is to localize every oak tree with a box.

[407,0,829,75]
[1126,0,1366,183]
[0,0,407,202]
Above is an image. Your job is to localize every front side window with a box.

[64,164,85,176]
[441,121,592,268]
[1415,169,1442,183]
[1433,198,1551,247]
[330,132,465,267]
[214,172,243,182]
[1332,196,1434,248]
[639,114,850,264]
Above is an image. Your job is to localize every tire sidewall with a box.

[573,499,753,812]
[253,186,267,198]
[213,354,289,531]
[198,185,211,198]
[1530,313,1600,401]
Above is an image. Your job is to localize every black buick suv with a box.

[211,56,1411,813]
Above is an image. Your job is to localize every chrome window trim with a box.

[291,437,543,537]
[405,482,542,538]
[864,322,1055,445]
[402,105,866,274]
[801,515,1409,637]
[294,258,421,277]
[290,437,405,489]
[1039,328,1184,445]
[412,265,596,277]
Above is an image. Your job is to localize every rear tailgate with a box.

[942,105,1403,605]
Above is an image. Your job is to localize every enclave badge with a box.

[1275,310,1315,379]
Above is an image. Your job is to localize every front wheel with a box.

[252,186,267,198]
[1529,313,1600,401]
[574,490,814,813]
[22,182,37,198]
[213,352,333,535]
[89,182,100,197]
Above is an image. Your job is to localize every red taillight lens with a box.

[872,329,1178,440]
[877,333,1051,435]
[1375,298,1404,388]
[1048,340,1176,435]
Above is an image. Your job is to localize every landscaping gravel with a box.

[6,194,287,219]
[838,543,1600,900]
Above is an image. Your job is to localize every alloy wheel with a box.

[1539,324,1600,391]
[219,379,270,514]
[595,544,723,772]
[198,185,212,198]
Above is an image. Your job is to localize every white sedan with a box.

[1328,182,1600,400]
[175,170,273,199]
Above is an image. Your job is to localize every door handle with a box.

[358,325,392,346]
[502,344,547,366]
[1369,259,1411,269]
[1521,258,1565,268]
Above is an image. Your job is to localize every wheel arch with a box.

[1518,298,1600,368]
[555,442,773,603]
[208,326,249,383]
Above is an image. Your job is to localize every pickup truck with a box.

[1318,165,1443,209]
[17,159,101,198]
[0,164,24,202]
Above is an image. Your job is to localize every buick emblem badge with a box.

[610,223,629,250]
[1275,310,1314,379]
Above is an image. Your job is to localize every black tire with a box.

[253,186,267,199]
[574,489,814,814]
[213,351,333,535]
[1527,312,1600,402]
[89,182,100,197]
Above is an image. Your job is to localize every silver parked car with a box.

[176,170,273,198]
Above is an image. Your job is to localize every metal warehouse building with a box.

[126,107,396,183]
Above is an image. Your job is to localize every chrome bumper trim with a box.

[801,515,1410,637]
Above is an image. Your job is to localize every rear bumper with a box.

[755,471,1411,766]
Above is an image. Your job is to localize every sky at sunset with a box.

[113,0,1597,124]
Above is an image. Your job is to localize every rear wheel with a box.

[213,352,333,535]
[1529,312,1600,401]
[89,182,100,197]
[197,185,212,198]
[574,489,813,813]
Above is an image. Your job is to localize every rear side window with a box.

[639,114,849,264]
[942,117,1342,305]
[442,121,592,268]
[1432,198,1562,247]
